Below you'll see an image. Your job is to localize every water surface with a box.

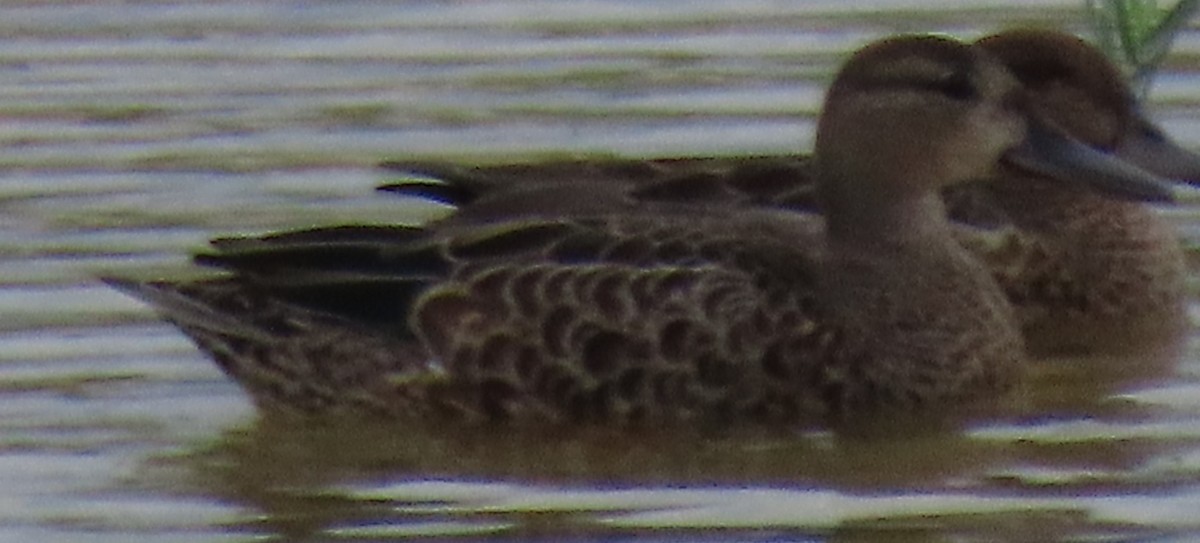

[3,1,1200,541]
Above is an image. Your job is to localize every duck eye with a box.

[932,70,977,101]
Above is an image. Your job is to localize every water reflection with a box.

[175,417,1200,539]
[158,324,1196,539]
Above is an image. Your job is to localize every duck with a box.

[380,29,1197,353]
[107,35,1174,424]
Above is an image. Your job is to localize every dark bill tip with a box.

[1116,112,1200,188]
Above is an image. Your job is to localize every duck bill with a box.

[1115,110,1200,187]
[1005,117,1176,203]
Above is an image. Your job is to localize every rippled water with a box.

[4,1,1200,541]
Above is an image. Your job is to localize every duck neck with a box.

[822,179,953,250]
[816,173,1023,402]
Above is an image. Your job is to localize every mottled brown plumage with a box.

[108,34,1172,424]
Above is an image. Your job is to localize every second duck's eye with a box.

[930,70,977,101]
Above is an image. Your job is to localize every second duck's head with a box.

[978,28,1200,187]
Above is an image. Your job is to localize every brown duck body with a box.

[109,34,1172,424]
[114,204,1018,423]
[383,29,1192,352]
[954,175,1184,351]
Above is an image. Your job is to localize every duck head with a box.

[979,28,1200,189]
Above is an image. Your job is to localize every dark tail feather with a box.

[210,224,426,250]
[376,182,470,206]
[102,277,277,342]
[104,272,425,339]
[376,161,489,206]
[198,224,449,282]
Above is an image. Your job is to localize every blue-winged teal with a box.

[108,35,1174,423]
[382,29,1195,353]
